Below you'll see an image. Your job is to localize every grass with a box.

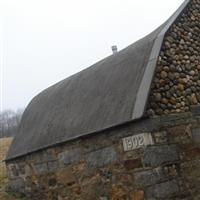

[0,137,27,200]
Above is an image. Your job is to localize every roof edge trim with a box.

[131,0,190,120]
[5,117,146,162]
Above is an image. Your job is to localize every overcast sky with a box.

[0,0,184,111]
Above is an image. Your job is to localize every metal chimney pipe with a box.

[111,45,118,54]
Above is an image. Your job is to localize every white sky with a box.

[0,0,184,111]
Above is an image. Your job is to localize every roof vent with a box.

[111,45,118,54]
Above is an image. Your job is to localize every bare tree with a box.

[0,109,24,138]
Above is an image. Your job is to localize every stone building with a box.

[5,0,200,199]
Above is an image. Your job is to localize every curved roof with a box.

[6,0,190,160]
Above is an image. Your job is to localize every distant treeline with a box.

[0,109,24,138]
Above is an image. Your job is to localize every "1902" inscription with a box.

[122,133,153,151]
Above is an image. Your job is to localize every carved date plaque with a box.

[122,133,153,151]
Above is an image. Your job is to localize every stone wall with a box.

[6,108,200,200]
[147,0,200,116]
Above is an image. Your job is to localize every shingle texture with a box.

[6,0,190,160]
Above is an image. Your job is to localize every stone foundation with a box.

[6,109,200,200]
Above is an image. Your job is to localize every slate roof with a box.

[6,0,190,160]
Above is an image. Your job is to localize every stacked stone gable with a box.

[148,0,200,115]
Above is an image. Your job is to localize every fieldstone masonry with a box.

[148,0,200,116]
[5,111,200,199]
